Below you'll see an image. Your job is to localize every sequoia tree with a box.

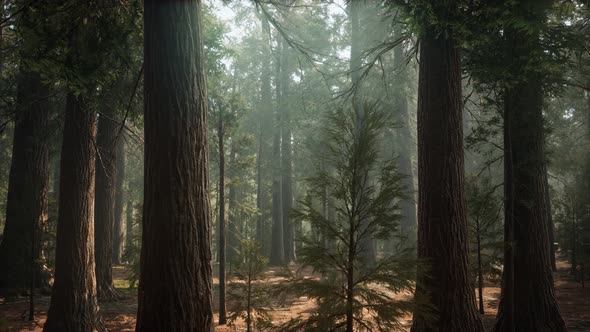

[0,70,50,294]
[136,0,213,330]
[410,2,484,331]
[492,2,566,330]
[43,10,103,332]
[94,94,118,299]
[0,2,51,295]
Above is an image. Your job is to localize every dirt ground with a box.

[1,261,588,332]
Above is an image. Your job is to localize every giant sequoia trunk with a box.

[94,100,118,299]
[0,70,50,294]
[492,26,566,332]
[410,29,484,332]
[112,134,125,264]
[43,93,102,332]
[136,0,213,330]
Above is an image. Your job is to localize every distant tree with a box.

[94,89,119,300]
[466,176,503,314]
[112,134,126,265]
[270,31,285,266]
[135,0,213,330]
[281,106,418,332]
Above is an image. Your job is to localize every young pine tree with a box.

[227,240,272,332]
[281,106,421,332]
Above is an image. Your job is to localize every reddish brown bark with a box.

[136,0,213,330]
[43,92,102,332]
[410,27,484,332]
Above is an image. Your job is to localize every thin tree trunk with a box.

[43,92,102,332]
[227,143,239,265]
[218,112,227,325]
[94,96,118,300]
[113,133,126,265]
[410,20,484,332]
[136,0,213,330]
[477,220,484,314]
[280,36,294,262]
[492,22,566,332]
[269,34,284,266]
[125,200,133,255]
[544,168,557,272]
[258,13,271,249]
[0,70,50,294]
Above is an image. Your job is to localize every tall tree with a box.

[269,31,285,266]
[113,134,126,264]
[349,1,376,267]
[493,3,566,329]
[136,0,213,330]
[409,2,484,331]
[43,6,104,331]
[0,2,51,295]
[0,70,50,294]
[94,94,118,299]
[280,35,295,263]
[218,103,227,325]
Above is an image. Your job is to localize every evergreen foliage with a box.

[280,105,423,332]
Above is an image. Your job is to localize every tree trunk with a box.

[43,92,102,332]
[94,98,118,299]
[113,133,126,265]
[269,35,284,266]
[0,70,50,294]
[477,221,484,314]
[410,26,484,332]
[124,200,133,254]
[136,0,213,330]
[493,42,566,332]
[280,35,295,263]
[218,113,227,325]
[227,144,239,265]
[544,168,557,272]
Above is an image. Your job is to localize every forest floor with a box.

[0,260,588,332]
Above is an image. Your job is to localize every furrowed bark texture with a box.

[493,27,566,332]
[94,101,118,299]
[0,70,49,294]
[410,30,484,332]
[43,93,102,332]
[136,0,213,330]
